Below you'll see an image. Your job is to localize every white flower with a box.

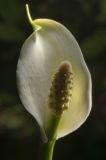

[17,5,92,142]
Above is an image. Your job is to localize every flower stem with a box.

[38,139,56,160]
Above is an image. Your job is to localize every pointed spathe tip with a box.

[25,4,42,31]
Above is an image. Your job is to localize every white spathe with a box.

[17,19,92,141]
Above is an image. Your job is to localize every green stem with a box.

[38,108,62,160]
[38,112,61,160]
[38,139,56,160]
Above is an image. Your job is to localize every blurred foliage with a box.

[0,24,24,41]
[82,29,106,58]
[0,0,106,160]
[0,0,24,41]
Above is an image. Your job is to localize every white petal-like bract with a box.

[17,19,92,140]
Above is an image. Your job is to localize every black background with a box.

[0,0,106,159]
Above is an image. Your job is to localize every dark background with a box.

[0,0,106,159]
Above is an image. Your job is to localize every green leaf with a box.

[81,29,106,58]
[99,0,106,21]
[0,23,24,41]
[0,0,22,24]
